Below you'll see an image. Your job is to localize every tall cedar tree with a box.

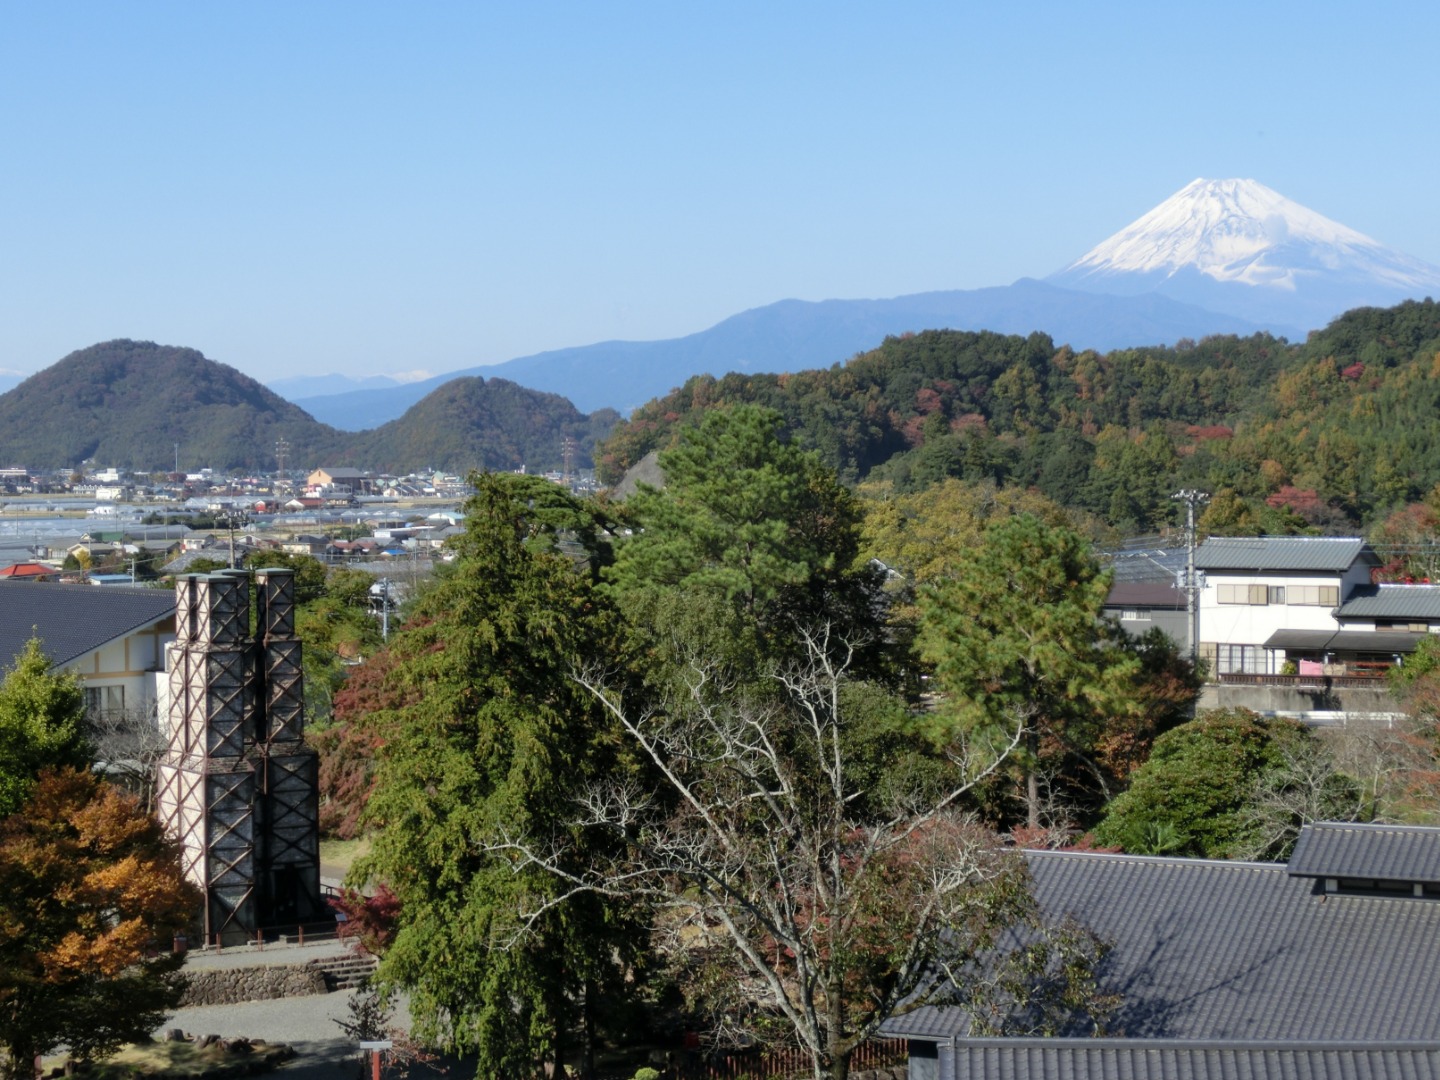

[357,473,641,1079]
[919,515,1141,830]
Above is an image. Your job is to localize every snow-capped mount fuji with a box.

[1048,178,1440,335]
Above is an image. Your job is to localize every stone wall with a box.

[1198,682,1400,722]
[176,962,327,1006]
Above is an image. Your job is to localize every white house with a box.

[1196,536,1380,675]
[0,579,176,719]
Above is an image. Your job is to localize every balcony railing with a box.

[1218,671,1390,689]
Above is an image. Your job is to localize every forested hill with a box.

[0,340,347,472]
[350,376,620,474]
[597,299,1440,533]
[0,340,618,473]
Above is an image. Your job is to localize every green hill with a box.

[0,340,345,472]
[0,340,618,474]
[350,376,620,474]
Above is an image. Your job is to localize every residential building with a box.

[1103,580,1189,653]
[306,467,374,496]
[1196,537,1380,676]
[886,823,1440,1080]
[0,579,176,719]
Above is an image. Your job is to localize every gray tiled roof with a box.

[1196,537,1375,573]
[949,1041,1440,1080]
[1288,823,1440,884]
[1338,586,1440,621]
[1262,629,1427,654]
[886,847,1440,1042]
[1105,582,1186,609]
[0,579,176,668]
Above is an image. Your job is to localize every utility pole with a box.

[224,508,250,569]
[1172,489,1209,663]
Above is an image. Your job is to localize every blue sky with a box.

[1,2,1435,385]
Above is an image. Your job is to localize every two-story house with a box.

[1196,536,1381,675]
[0,579,177,720]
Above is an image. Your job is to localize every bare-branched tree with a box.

[495,624,1111,1080]
[86,703,169,812]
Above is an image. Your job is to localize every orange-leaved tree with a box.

[0,768,200,1078]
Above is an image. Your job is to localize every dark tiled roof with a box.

[950,1041,1440,1080]
[1338,586,1440,621]
[1288,824,1440,884]
[1196,537,1374,573]
[887,847,1440,1042]
[1106,582,1185,609]
[1262,629,1427,654]
[0,579,176,668]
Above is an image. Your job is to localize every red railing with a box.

[670,1038,907,1080]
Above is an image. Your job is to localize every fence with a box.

[669,1038,907,1080]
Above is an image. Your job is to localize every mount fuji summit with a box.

[1048,178,1440,336]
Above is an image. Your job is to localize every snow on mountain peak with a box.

[1052,178,1440,293]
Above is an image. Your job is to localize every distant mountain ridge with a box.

[284,178,1440,430]
[294,279,1272,427]
[268,372,402,399]
[0,340,615,474]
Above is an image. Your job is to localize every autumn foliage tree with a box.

[0,641,198,1079]
[0,770,199,1078]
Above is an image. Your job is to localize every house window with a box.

[84,685,125,719]
[1268,586,1286,604]
[1289,585,1340,606]
[1121,608,1151,622]
[1213,644,1263,675]
[1218,584,1271,605]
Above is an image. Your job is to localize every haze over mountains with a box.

[282,178,1440,429]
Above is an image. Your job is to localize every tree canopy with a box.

[0,639,90,818]
[597,300,1440,532]
[919,515,1143,829]
[1091,709,1352,859]
[0,644,197,1080]
[356,473,640,1077]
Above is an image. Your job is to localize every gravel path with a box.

[154,971,453,1080]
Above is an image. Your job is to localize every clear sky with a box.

[1,2,1436,386]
